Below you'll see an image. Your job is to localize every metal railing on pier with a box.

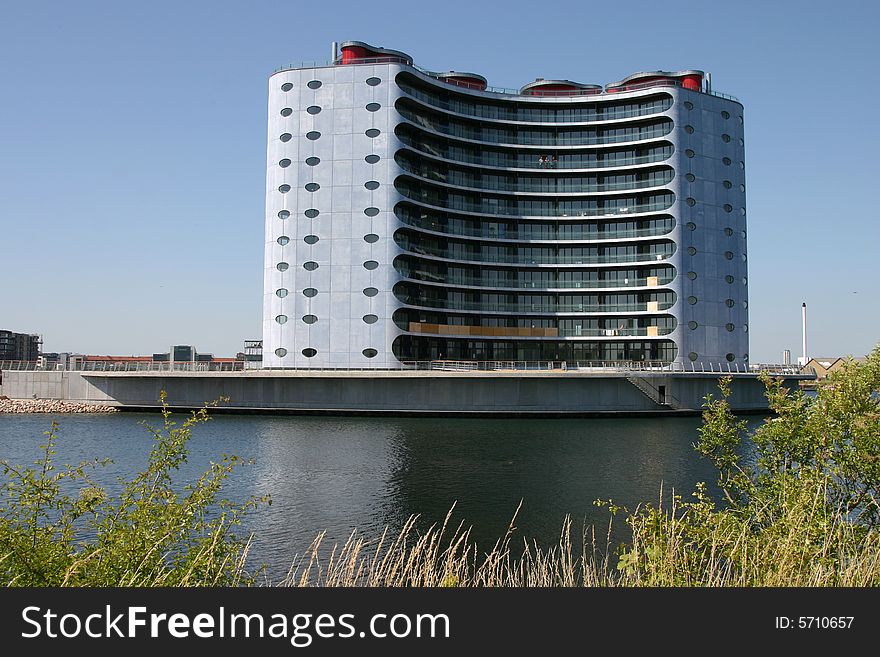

[1,359,810,376]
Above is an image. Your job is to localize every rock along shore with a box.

[0,398,118,414]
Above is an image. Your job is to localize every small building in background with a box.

[802,356,865,381]
[0,330,42,362]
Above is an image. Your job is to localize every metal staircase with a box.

[625,376,681,409]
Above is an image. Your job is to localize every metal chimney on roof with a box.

[331,41,338,62]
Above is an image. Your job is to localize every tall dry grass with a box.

[276,490,880,587]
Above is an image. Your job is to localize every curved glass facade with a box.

[390,73,685,364]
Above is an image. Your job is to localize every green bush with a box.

[616,345,880,586]
[0,393,266,586]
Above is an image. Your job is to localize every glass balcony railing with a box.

[396,136,673,170]
[395,269,676,290]
[395,160,675,195]
[395,296,675,313]
[397,109,674,147]
[395,188,674,219]
[395,241,674,265]
[398,83,673,124]
[395,215,675,242]
[403,323,674,338]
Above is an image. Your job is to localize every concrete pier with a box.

[0,369,812,416]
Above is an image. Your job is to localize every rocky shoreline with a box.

[0,398,119,414]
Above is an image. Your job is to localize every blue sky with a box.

[1,0,877,361]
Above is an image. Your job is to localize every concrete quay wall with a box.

[0,369,806,416]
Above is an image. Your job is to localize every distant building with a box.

[152,345,213,363]
[802,356,865,380]
[0,330,41,361]
[242,339,263,369]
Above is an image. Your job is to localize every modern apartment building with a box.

[0,330,41,362]
[263,41,748,368]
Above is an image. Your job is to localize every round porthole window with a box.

[365,154,380,164]
[688,352,699,362]
[723,180,732,189]
[724,227,734,236]
[686,222,696,231]
[365,103,381,112]
[276,288,288,298]
[364,207,380,217]
[685,173,695,182]
[305,183,320,192]
[726,323,735,332]
[366,77,381,86]
[304,208,319,218]
[281,82,293,92]
[687,246,697,255]
[303,261,319,271]
[684,101,694,110]
[307,80,322,89]
[722,134,731,143]
[305,157,320,166]
[278,210,290,219]
[364,180,380,190]
[362,314,378,324]
[303,287,318,297]
[723,157,732,166]
[302,315,317,324]
[306,105,321,115]
[303,234,319,244]
[279,159,291,168]
[686,198,696,206]
[685,125,694,134]
[277,235,290,246]
[364,234,379,243]
[275,314,288,324]
[687,271,697,280]
[365,128,381,138]
[302,348,317,357]
[688,321,698,330]
[724,204,733,213]
[688,296,698,305]
[725,275,735,284]
[363,287,378,297]
[725,299,735,308]
[275,347,288,357]
[721,111,730,119]
[685,149,695,158]
[276,262,289,271]
[726,353,735,362]
[278,184,291,193]
[363,260,379,270]
[306,131,321,140]
[280,108,292,117]
[362,348,378,358]
[724,251,734,260]
[280,133,292,142]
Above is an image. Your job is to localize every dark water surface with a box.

[0,412,739,580]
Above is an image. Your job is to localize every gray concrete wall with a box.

[2,370,805,415]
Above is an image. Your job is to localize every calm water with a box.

[0,412,748,580]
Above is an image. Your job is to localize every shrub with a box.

[0,392,265,586]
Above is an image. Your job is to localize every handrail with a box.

[1,359,810,375]
[270,58,741,103]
